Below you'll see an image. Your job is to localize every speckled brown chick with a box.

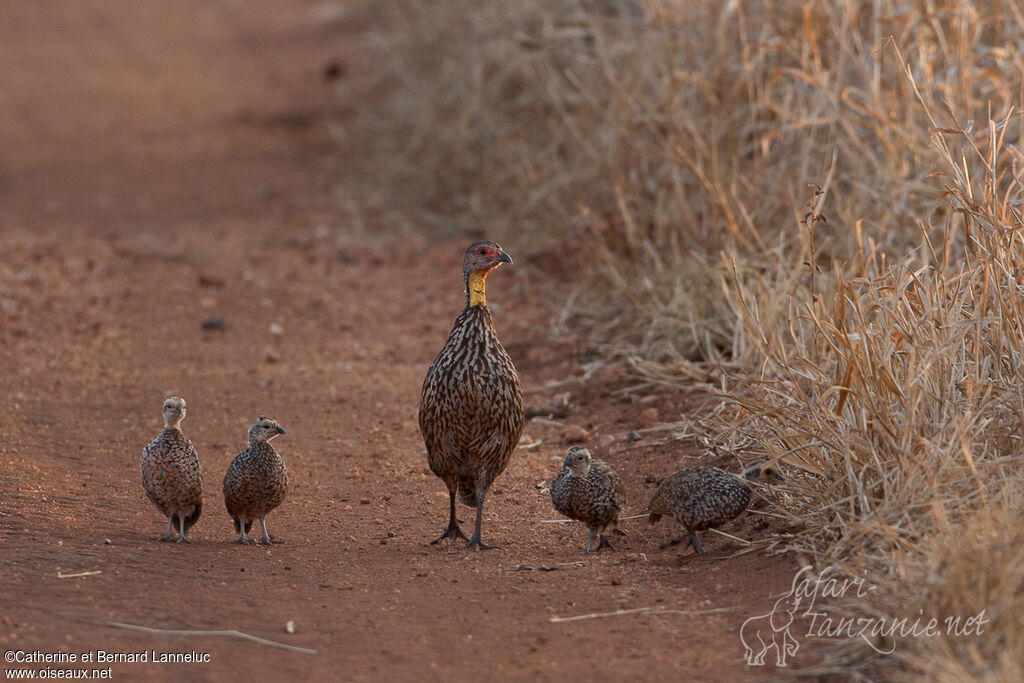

[550,446,626,553]
[140,396,203,543]
[419,240,525,551]
[648,462,783,555]
[222,416,288,545]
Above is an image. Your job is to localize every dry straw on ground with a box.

[345,0,1024,677]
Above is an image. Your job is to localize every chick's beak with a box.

[496,250,513,265]
[276,426,287,435]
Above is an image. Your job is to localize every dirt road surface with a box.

[0,3,799,680]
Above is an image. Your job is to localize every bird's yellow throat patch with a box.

[467,269,488,307]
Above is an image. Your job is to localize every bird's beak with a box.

[496,250,513,265]
[276,426,287,435]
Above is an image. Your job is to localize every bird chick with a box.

[140,396,203,543]
[419,241,525,551]
[550,446,626,553]
[647,461,782,555]
[222,416,288,545]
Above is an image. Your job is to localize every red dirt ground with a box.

[0,3,801,680]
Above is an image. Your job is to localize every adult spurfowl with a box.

[419,240,525,551]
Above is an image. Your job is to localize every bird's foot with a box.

[466,536,499,552]
[156,533,177,543]
[175,536,195,545]
[237,537,250,545]
[431,523,469,546]
[596,535,615,552]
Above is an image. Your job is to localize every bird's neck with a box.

[465,270,488,307]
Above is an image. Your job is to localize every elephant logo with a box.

[740,565,812,666]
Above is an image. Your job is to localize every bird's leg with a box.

[259,516,274,545]
[157,516,176,542]
[176,514,194,544]
[581,527,597,554]
[236,515,249,545]
[431,490,468,545]
[688,531,706,555]
[466,491,498,551]
[596,531,615,552]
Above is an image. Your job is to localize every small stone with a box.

[103,538,112,545]
[198,274,226,289]
[360,497,370,505]
[269,323,284,336]
[561,424,590,444]
[635,407,659,429]
[627,431,643,442]
[201,315,226,331]
[285,620,295,634]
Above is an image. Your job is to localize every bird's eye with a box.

[478,247,487,255]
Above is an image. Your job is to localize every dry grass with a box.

[343,0,1024,677]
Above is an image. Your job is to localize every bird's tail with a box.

[184,500,202,533]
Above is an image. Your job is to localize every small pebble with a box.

[635,407,659,429]
[561,424,590,443]
[201,316,226,331]
[285,620,295,634]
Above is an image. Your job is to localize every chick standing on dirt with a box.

[647,462,782,555]
[549,446,626,553]
[140,396,204,543]
[222,416,288,545]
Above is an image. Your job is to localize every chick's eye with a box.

[478,248,487,255]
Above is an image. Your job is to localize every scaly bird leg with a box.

[581,527,597,554]
[596,531,614,552]
[688,531,706,555]
[259,516,274,545]
[176,514,194,544]
[236,515,249,545]
[466,491,498,551]
[157,516,176,542]
[431,490,469,545]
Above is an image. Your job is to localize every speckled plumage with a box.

[140,396,203,543]
[550,446,626,553]
[222,416,288,545]
[648,462,782,555]
[419,241,525,550]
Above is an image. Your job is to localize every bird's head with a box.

[562,445,592,476]
[162,396,186,427]
[743,461,784,483]
[248,416,287,443]
[462,240,512,307]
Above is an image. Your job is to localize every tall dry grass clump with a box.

[343,0,1024,677]
[347,0,1022,360]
